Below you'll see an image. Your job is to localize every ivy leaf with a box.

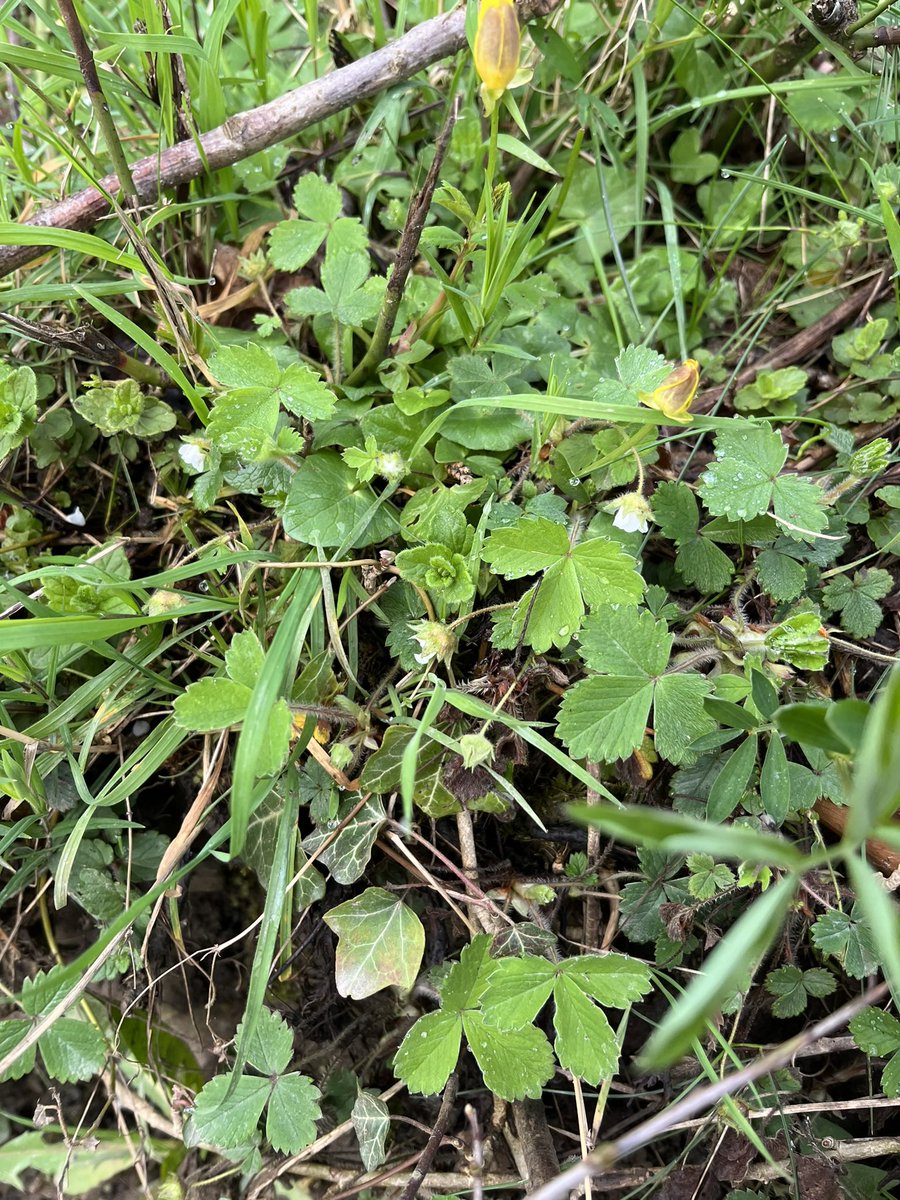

[352,1090,391,1171]
[765,964,835,1018]
[324,887,425,999]
[481,518,644,652]
[303,796,386,884]
[190,1074,270,1148]
[479,957,556,1029]
[822,568,893,638]
[266,1073,322,1153]
[243,1006,293,1075]
[552,974,618,1084]
[698,423,827,542]
[393,1009,462,1095]
[557,607,714,763]
[281,451,399,550]
[461,1010,555,1100]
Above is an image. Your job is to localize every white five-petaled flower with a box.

[178,440,208,473]
[606,491,653,534]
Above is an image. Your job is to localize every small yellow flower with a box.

[474,0,520,95]
[639,359,700,423]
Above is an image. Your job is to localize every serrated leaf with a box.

[304,796,386,884]
[654,674,715,763]
[552,974,618,1084]
[687,853,735,900]
[850,1007,900,1056]
[441,935,493,1013]
[281,451,398,550]
[756,548,807,603]
[0,1019,35,1081]
[698,423,826,541]
[393,1010,462,1094]
[324,887,425,999]
[882,1052,900,1096]
[557,675,653,762]
[242,1007,293,1075]
[765,964,834,1018]
[266,1073,322,1153]
[479,957,556,1029]
[352,1090,391,1171]
[190,1073,270,1148]
[559,954,652,1007]
[811,907,878,979]
[675,537,734,593]
[822,568,893,638]
[173,678,252,731]
[462,1010,554,1100]
[38,1018,107,1083]
[578,606,670,675]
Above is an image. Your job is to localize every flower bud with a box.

[474,0,520,95]
[639,359,699,422]
[411,619,458,666]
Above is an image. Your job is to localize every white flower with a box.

[178,440,208,473]
[606,491,653,534]
[411,620,457,666]
[64,506,86,527]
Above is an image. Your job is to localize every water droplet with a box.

[198,580,209,592]
[568,476,581,487]
[720,170,731,180]
[558,626,570,638]
[208,276,217,286]
[829,132,838,143]
[690,98,702,109]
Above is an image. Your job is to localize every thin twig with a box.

[346,96,459,385]
[398,1071,460,1200]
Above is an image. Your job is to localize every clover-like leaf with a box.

[393,1010,462,1095]
[266,1073,322,1153]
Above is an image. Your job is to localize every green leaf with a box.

[756,548,807,603]
[0,1019,35,1082]
[324,887,425,999]
[174,678,253,731]
[243,1006,293,1076]
[441,935,493,1013]
[552,974,618,1084]
[848,669,900,843]
[639,874,798,1068]
[822,568,893,638]
[304,796,386,884]
[266,1073,322,1153]
[394,544,475,609]
[482,520,644,652]
[707,734,758,822]
[268,175,346,269]
[73,378,175,438]
[765,613,829,671]
[393,1010,462,1095]
[558,607,713,764]
[698,423,827,541]
[479,957,556,1029]
[558,955,652,1007]
[281,451,398,549]
[0,364,38,456]
[675,537,734,593]
[687,853,735,900]
[462,1010,555,1100]
[210,343,335,426]
[352,1089,391,1171]
[759,733,791,825]
[38,1018,107,1083]
[765,964,835,1017]
[811,906,878,979]
[669,127,718,184]
[190,1073,270,1148]
[850,1007,900,1056]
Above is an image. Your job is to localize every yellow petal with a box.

[474,0,520,94]
[638,359,699,422]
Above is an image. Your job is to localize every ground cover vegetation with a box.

[1,0,900,1195]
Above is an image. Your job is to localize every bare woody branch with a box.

[0,0,559,280]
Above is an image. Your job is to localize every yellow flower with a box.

[474,0,520,95]
[639,359,700,422]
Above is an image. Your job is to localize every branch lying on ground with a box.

[0,0,559,279]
